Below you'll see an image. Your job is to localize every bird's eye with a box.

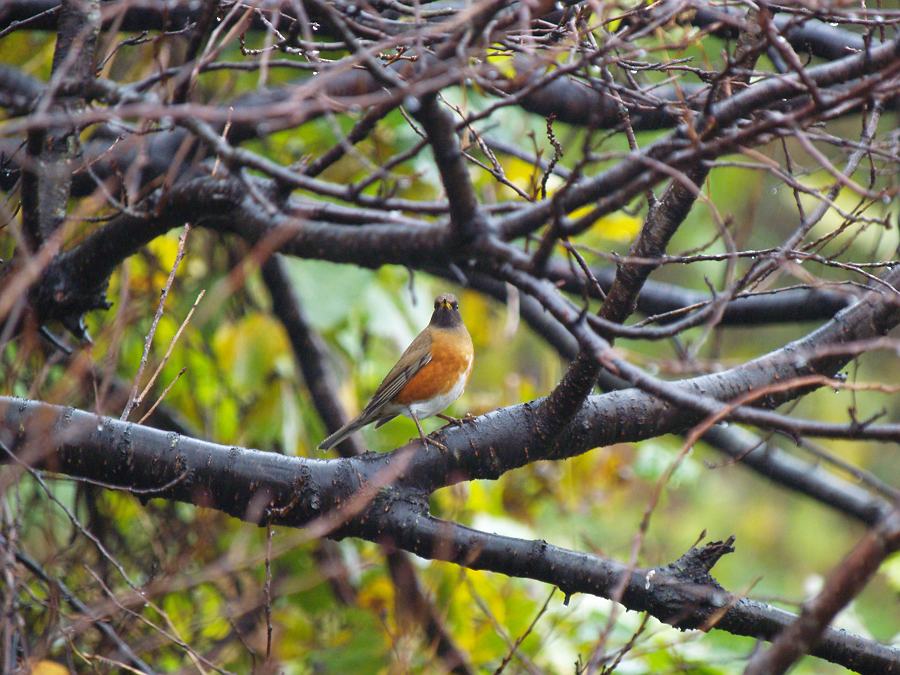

[453,302,459,309]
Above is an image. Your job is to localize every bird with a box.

[318,292,473,451]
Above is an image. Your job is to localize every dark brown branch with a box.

[413,93,491,244]
[1,399,897,673]
[598,164,710,327]
[386,549,473,674]
[23,173,445,329]
[19,0,99,252]
[1,0,875,70]
[6,267,899,529]
[496,62,707,130]
[0,65,43,115]
[693,424,893,524]
[372,503,899,675]
[261,255,365,457]
[548,261,855,325]
[691,6,869,62]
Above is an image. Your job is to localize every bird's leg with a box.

[411,411,448,452]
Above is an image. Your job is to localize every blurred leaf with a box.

[633,439,701,487]
[569,206,643,243]
[485,51,517,79]
[30,661,69,675]
[883,553,900,593]
[284,259,375,331]
[212,312,290,393]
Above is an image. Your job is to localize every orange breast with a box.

[393,328,473,405]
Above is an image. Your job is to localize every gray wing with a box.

[361,341,432,417]
[317,330,431,450]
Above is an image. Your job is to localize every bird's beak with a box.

[440,299,453,310]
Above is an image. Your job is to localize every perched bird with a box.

[319,293,473,451]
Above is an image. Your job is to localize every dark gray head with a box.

[430,293,462,329]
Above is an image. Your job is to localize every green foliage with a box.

[2,14,896,675]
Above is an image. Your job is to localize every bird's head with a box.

[430,293,462,328]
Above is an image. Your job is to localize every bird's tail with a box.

[318,415,370,450]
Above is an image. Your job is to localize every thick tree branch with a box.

[0,65,43,115]
[1,399,898,674]
[19,168,859,360]
[6,142,853,330]
[22,174,447,328]
[371,503,899,675]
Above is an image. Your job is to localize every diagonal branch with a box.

[453,270,894,526]
[413,93,491,245]
[498,36,900,240]
[744,510,900,675]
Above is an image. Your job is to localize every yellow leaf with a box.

[884,552,900,592]
[486,51,517,80]
[569,206,642,242]
[460,290,491,346]
[503,156,538,188]
[125,230,187,293]
[212,312,290,392]
[357,574,394,615]
[30,661,70,675]
[146,231,183,270]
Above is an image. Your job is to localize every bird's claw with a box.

[437,413,475,427]
[422,436,448,453]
